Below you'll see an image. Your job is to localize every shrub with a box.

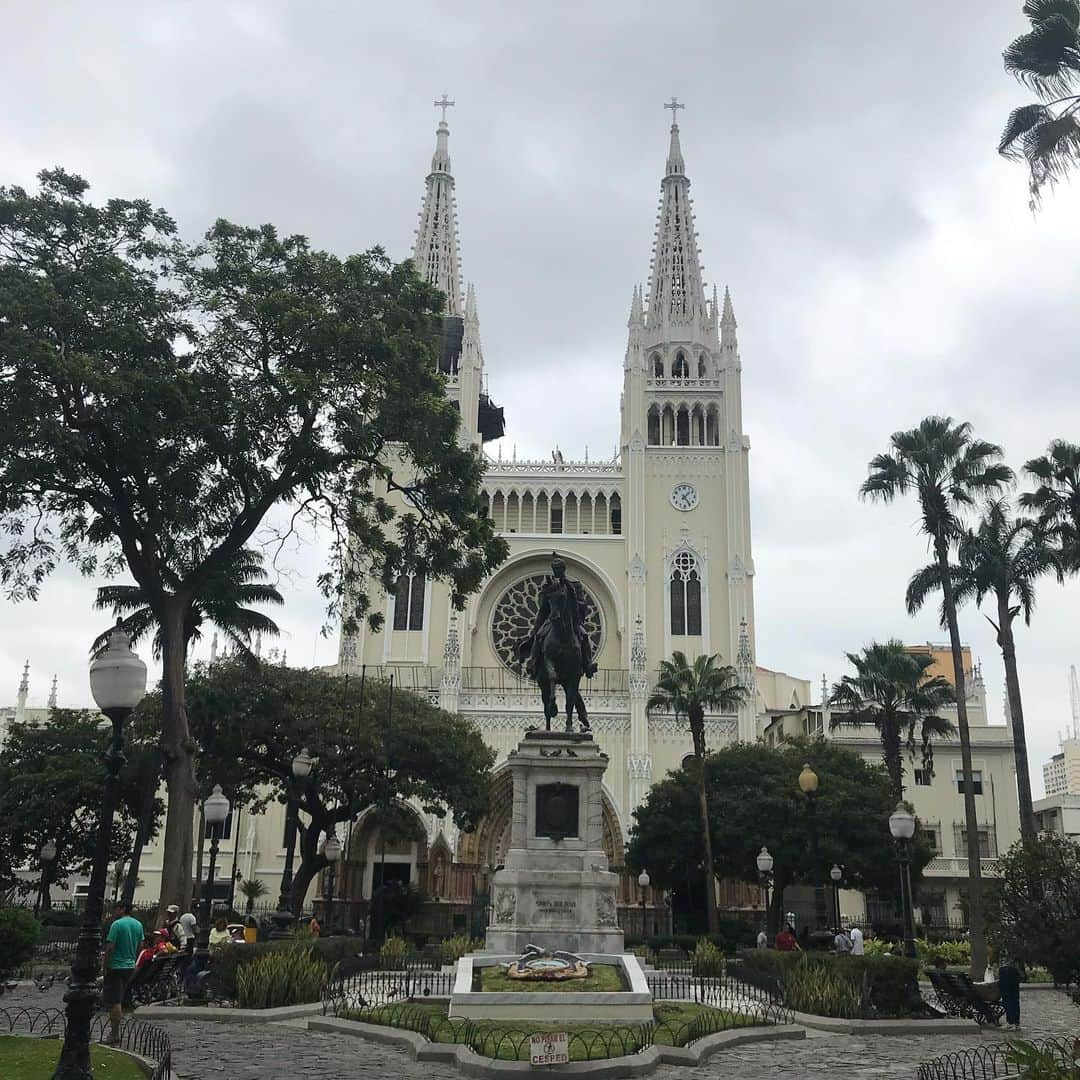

[38,908,83,928]
[235,943,327,1009]
[0,908,42,977]
[207,935,361,1001]
[439,934,483,964]
[783,955,864,1018]
[691,938,724,977]
[379,934,410,970]
[1003,1037,1080,1079]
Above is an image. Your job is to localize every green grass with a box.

[0,1035,146,1079]
[346,1000,762,1061]
[477,963,626,993]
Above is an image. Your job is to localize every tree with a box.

[828,640,956,804]
[998,0,1080,209]
[239,878,268,915]
[646,652,747,935]
[988,833,1080,1003]
[0,710,158,904]
[179,660,494,914]
[628,738,929,935]
[908,499,1056,842]
[1021,439,1080,573]
[862,416,1012,976]
[0,170,506,911]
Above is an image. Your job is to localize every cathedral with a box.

[329,100,810,929]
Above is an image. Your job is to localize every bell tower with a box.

[622,101,757,744]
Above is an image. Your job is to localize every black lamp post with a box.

[797,763,822,928]
[189,785,231,1000]
[830,864,843,930]
[271,747,314,935]
[53,623,146,1079]
[889,803,917,959]
[637,869,650,941]
[322,833,342,934]
[756,846,774,936]
[36,841,57,917]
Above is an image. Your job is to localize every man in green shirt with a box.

[102,901,145,1044]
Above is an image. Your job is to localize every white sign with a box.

[529,1032,569,1066]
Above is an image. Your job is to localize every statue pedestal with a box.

[485,731,624,956]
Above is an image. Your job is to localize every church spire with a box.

[720,285,737,348]
[645,99,707,335]
[413,95,463,316]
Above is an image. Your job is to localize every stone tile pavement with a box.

[3,982,1076,1079]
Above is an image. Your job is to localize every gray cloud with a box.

[3,0,1079,794]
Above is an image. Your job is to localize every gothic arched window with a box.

[647,405,661,446]
[393,573,426,631]
[652,353,664,378]
[673,352,689,379]
[669,550,702,636]
[698,353,708,378]
[676,405,690,446]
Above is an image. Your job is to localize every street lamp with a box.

[888,803,917,959]
[830,864,843,931]
[36,841,57,917]
[54,622,146,1079]
[189,785,231,1000]
[797,763,823,928]
[637,869,650,941]
[323,833,342,935]
[756,846,774,935]
[272,747,315,935]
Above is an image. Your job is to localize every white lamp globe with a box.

[204,784,231,827]
[756,847,774,875]
[323,834,343,863]
[888,803,916,841]
[292,748,314,779]
[40,841,57,863]
[830,864,843,883]
[638,869,650,889]
[89,623,147,712]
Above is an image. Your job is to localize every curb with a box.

[138,1001,325,1024]
[786,1009,999,1035]
[306,1016,805,1075]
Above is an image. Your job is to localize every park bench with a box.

[927,970,1005,1026]
[126,952,191,1007]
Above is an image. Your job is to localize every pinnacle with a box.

[628,284,644,326]
[721,285,736,328]
[666,121,685,176]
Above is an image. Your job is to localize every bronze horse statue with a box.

[534,585,590,734]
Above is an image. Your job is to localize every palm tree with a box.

[1021,439,1080,574]
[861,416,1012,977]
[93,546,284,660]
[908,499,1057,843]
[239,877,268,915]
[998,0,1080,209]
[829,640,956,804]
[647,651,746,935]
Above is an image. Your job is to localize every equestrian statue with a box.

[516,556,598,733]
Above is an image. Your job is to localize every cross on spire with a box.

[664,96,685,125]
[434,94,455,123]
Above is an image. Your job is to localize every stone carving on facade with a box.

[440,614,462,691]
[596,892,617,927]
[628,555,647,584]
[627,754,652,780]
[649,715,737,739]
[494,888,517,925]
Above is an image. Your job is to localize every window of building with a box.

[669,550,702,636]
[393,573,426,631]
[923,827,939,853]
[955,769,983,795]
[652,354,664,378]
[957,826,995,859]
[672,352,689,379]
[610,496,621,535]
[914,768,932,786]
[550,500,563,534]
[803,712,823,737]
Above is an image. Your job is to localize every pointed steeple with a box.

[48,675,57,709]
[15,661,28,723]
[628,284,643,328]
[414,96,463,316]
[720,285,737,349]
[645,100,707,335]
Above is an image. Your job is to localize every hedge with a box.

[736,949,920,1018]
[0,909,42,977]
[625,919,758,955]
[207,936,362,1001]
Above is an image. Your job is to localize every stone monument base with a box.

[484,731,624,957]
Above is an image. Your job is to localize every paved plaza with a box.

[3,983,1076,1079]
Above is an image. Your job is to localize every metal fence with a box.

[917,1036,1080,1079]
[0,1006,173,1080]
[10,940,79,979]
[322,964,456,1014]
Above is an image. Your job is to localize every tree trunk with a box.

[194,802,206,912]
[690,709,719,935]
[155,601,197,922]
[882,718,904,805]
[123,751,163,907]
[935,536,986,978]
[997,594,1035,843]
[289,818,328,917]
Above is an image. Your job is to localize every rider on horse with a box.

[518,556,598,680]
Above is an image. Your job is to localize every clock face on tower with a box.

[670,483,699,511]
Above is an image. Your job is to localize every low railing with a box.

[322,963,455,1015]
[917,1036,1080,1079]
[0,1006,173,1080]
[10,940,78,979]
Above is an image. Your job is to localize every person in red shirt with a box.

[775,924,801,952]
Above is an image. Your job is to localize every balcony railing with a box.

[923,857,1002,877]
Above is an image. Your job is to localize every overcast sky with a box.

[2,1,1078,797]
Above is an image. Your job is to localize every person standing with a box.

[101,902,145,1045]
[834,928,853,955]
[849,925,864,956]
[998,953,1022,1030]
